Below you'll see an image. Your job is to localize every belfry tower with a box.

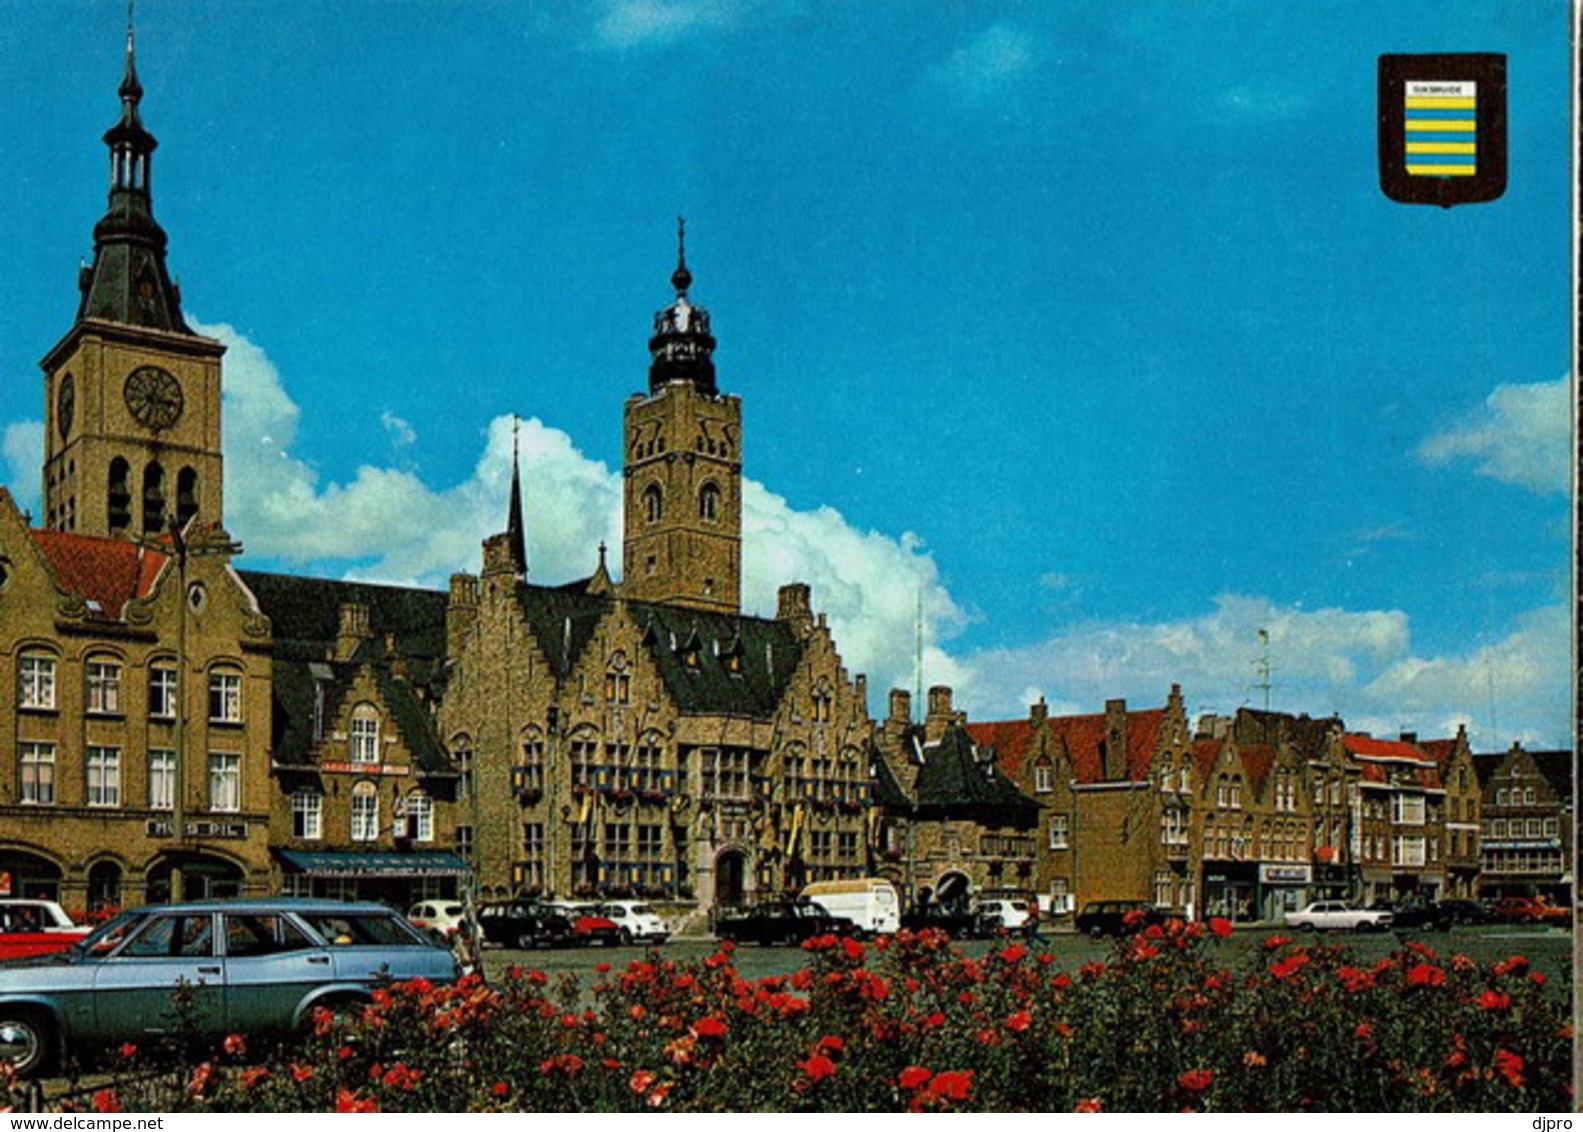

[39,20,226,537]
[621,223,742,613]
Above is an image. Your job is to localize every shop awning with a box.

[275,850,471,879]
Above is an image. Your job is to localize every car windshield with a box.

[71,910,144,957]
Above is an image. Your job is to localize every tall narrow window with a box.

[291,791,322,839]
[350,782,379,842]
[87,657,122,715]
[208,753,241,812]
[176,467,199,526]
[142,461,165,535]
[349,704,380,764]
[18,653,56,710]
[698,482,720,522]
[148,750,175,811]
[108,457,132,532]
[406,792,434,842]
[149,663,177,719]
[643,483,663,523]
[19,743,56,805]
[86,747,121,807]
[208,669,242,723]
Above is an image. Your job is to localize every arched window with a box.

[176,467,199,526]
[643,483,663,524]
[108,458,132,532]
[142,461,165,534]
[698,482,720,522]
[349,703,380,764]
[351,782,379,842]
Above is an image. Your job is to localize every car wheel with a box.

[619,929,634,946]
[0,1009,53,1079]
[1085,924,1103,937]
[517,932,539,950]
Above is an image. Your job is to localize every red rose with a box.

[799,1054,837,1083]
[692,1016,728,1039]
[1178,1069,1213,1093]
[1475,990,1511,1011]
[899,1066,932,1089]
[1406,962,1446,988]
[929,1070,973,1101]
[1208,917,1233,938]
[630,1070,657,1094]
[1493,1049,1524,1088]
[1006,1010,1032,1033]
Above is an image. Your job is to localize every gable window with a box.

[291,790,322,840]
[1049,813,1070,850]
[351,782,379,842]
[605,654,631,704]
[1033,758,1054,794]
[208,669,242,723]
[146,663,177,719]
[148,749,175,811]
[86,746,121,807]
[86,658,122,715]
[18,653,56,711]
[19,743,56,805]
[349,704,380,764]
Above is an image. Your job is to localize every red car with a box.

[0,899,91,960]
[1490,896,1569,925]
[547,903,622,947]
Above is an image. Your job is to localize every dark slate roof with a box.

[1474,749,1574,804]
[239,571,449,667]
[629,600,802,719]
[868,742,913,810]
[1233,708,1340,757]
[912,725,1040,826]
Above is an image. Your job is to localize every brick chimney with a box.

[777,583,814,631]
[1029,696,1048,722]
[335,602,372,662]
[924,684,963,743]
[1103,697,1128,781]
[447,572,479,659]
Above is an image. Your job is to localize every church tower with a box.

[622,223,742,613]
[39,22,226,537]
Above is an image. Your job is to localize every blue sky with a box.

[0,1,1571,746]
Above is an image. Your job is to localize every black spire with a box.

[647,217,717,395]
[76,11,192,334]
[506,416,527,578]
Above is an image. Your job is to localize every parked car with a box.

[1284,900,1393,932]
[596,901,670,945]
[1489,896,1569,925]
[1074,901,1165,937]
[0,898,459,1078]
[712,900,858,946]
[477,901,574,949]
[801,879,901,936]
[1432,899,1494,928]
[546,903,622,947]
[406,900,468,940]
[899,906,998,939]
[1369,898,1440,931]
[0,900,91,961]
[974,898,1036,934]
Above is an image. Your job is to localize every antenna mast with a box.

[1251,628,1274,712]
[914,589,923,724]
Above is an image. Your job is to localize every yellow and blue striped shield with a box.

[1378,54,1505,207]
[1404,81,1477,177]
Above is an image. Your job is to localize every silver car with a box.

[0,898,460,1077]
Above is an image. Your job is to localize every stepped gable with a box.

[1238,742,1278,795]
[30,527,167,619]
[513,581,610,677]
[1191,735,1224,781]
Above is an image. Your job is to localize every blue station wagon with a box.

[0,898,461,1077]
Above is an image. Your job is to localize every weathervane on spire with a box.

[672,215,692,296]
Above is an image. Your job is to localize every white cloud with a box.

[931,24,1036,103]
[591,0,757,50]
[2,422,42,514]
[1418,375,1571,494]
[380,411,417,449]
[959,595,1568,748]
[203,321,962,702]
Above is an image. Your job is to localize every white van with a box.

[800,879,901,936]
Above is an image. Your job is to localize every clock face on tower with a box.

[123,366,184,430]
[56,374,74,439]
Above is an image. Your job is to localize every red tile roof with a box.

[1343,733,1433,763]
[1417,738,1461,771]
[29,529,167,620]
[968,706,1168,785]
[1238,743,1277,794]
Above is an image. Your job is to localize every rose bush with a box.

[26,923,1571,1112]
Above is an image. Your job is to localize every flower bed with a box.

[35,920,1573,1112]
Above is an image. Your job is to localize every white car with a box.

[975,898,1035,933]
[1283,900,1393,932]
[406,900,467,939]
[597,901,670,944]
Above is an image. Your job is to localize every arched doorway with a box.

[0,850,64,902]
[715,850,746,908]
[86,860,123,916]
[147,853,243,903]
